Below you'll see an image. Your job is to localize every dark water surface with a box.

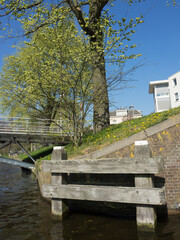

[0,162,180,240]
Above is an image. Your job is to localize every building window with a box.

[173,78,177,86]
[116,110,127,116]
[113,120,116,123]
[156,93,169,97]
[175,92,179,102]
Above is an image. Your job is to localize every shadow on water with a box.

[46,213,180,240]
[0,162,180,240]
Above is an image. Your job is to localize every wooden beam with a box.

[50,146,69,220]
[42,184,166,206]
[42,157,164,174]
[134,140,158,231]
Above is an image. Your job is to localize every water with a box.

[0,162,180,240]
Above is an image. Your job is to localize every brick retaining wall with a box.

[102,124,180,211]
[78,115,180,212]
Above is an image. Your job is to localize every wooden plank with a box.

[42,184,166,206]
[42,157,164,174]
[50,146,69,220]
[134,141,157,231]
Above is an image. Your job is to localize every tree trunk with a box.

[66,0,110,133]
[90,30,110,133]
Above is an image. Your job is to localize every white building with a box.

[149,71,180,112]
[110,108,142,125]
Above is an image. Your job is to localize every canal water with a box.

[1,162,180,240]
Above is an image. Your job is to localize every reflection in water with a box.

[0,162,180,240]
[63,214,138,240]
[50,222,64,240]
[137,230,156,240]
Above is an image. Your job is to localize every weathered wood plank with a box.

[50,146,69,219]
[42,184,166,206]
[134,141,157,231]
[42,157,164,174]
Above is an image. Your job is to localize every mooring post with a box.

[134,140,157,231]
[51,146,69,220]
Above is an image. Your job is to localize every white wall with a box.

[116,109,127,116]
[154,84,171,112]
[110,113,142,125]
[169,72,180,108]
[110,116,124,125]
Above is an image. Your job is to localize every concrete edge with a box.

[145,114,180,137]
[76,113,180,160]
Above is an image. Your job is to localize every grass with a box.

[65,106,180,158]
[20,106,180,162]
[18,145,54,162]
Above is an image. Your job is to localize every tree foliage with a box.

[0,0,146,133]
[0,12,93,145]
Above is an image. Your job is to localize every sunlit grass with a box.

[65,106,180,158]
[20,106,180,161]
[18,145,53,162]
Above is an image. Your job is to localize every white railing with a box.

[0,116,66,135]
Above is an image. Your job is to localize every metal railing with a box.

[0,116,66,135]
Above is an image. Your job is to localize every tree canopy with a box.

[0,12,94,145]
[2,0,175,134]
[0,0,147,133]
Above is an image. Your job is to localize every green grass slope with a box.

[20,106,180,162]
[18,145,54,162]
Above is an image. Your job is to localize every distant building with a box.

[149,71,180,112]
[110,108,142,125]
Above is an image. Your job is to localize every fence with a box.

[0,116,65,135]
[42,141,166,231]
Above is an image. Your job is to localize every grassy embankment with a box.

[18,106,180,162]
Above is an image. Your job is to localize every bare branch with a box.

[66,0,94,36]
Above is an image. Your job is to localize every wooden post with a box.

[51,146,69,220]
[134,140,157,231]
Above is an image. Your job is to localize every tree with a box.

[66,1,110,133]
[0,13,93,145]
[0,0,144,133]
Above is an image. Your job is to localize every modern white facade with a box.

[110,108,142,125]
[169,71,180,108]
[149,71,180,112]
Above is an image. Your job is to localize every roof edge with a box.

[149,79,168,94]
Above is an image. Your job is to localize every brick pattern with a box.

[148,125,180,210]
[102,124,180,210]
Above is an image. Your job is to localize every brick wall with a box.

[101,123,180,211]
[148,124,180,210]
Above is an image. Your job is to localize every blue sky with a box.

[0,0,179,116]
[108,0,180,115]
